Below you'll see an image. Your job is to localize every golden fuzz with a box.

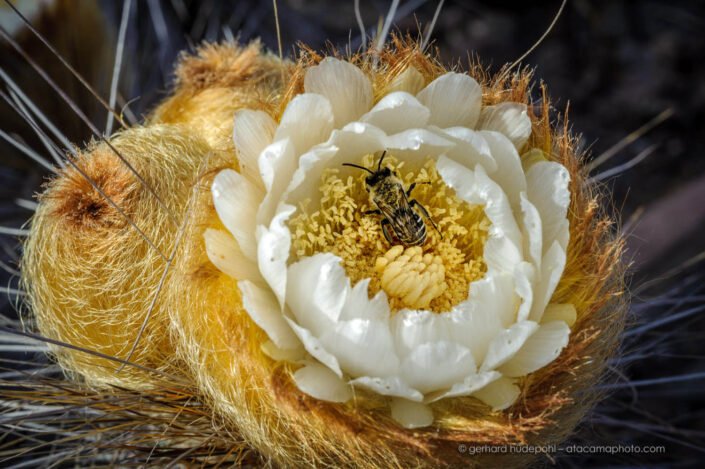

[23,125,218,387]
[22,37,626,467]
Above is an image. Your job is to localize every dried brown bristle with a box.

[44,148,137,229]
[174,40,287,92]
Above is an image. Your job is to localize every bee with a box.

[343,151,441,246]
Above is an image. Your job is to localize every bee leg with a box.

[364,209,382,215]
[409,199,443,239]
[380,219,395,245]
[406,181,431,197]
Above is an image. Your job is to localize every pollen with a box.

[289,155,490,314]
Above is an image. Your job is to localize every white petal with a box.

[391,310,452,357]
[432,126,497,173]
[257,139,297,226]
[390,398,434,429]
[480,130,526,207]
[514,262,535,322]
[293,362,352,403]
[520,192,543,270]
[233,109,276,186]
[382,128,454,169]
[261,340,305,361]
[483,236,523,275]
[212,169,263,261]
[239,280,300,349]
[499,320,570,377]
[541,303,577,327]
[274,93,334,154]
[479,176,523,274]
[425,371,501,402]
[480,321,539,371]
[257,204,295,308]
[350,376,423,402]
[285,253,348,335]
[556,222,570,252]
[468,272,517,329]
[521,147,547,171]
[401,341,476,394]
[526,161,571,253]
[446,293,504,365]
[416,72,482,128]
[286,318,343,377]
[528,241,567,322]
[339,278,390,322]
[285,123,386,207]
[437,161,523,275]
[472,376,520,411]
[304,57,372,127]
[360,91,430,134]
[436,155,476,199]
[472,165,523,250]
[203,229,260,282]
[283,144,339,211]
[258,139,290,193]
[478,103,532,151]
[320,318,399,377]
[386,66,425,95]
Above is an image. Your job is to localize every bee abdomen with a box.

[394,214,427,246]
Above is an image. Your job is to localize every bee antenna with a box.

[377,151,387,171]
[342,163,374,174]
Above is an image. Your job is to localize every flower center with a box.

[289,155,490,313]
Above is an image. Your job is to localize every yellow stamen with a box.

[289,155,490,313]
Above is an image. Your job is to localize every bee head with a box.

[365,166,392,188]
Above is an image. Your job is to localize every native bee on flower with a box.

[343,151,441,246]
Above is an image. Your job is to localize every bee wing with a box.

[378,204,423,245]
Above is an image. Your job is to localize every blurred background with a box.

[1,0,703,466]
